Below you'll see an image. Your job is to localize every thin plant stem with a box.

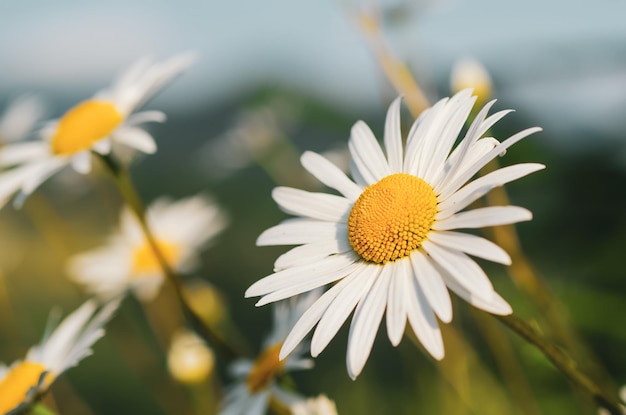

[495,314,623,415]
[96,152,242,361]
[357,10,430,116]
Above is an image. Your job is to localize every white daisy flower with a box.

[0,299,119,414]
[220,291,319,415]
[246,89,544,379]
[68,193,227,302]
[290,394,339,415]
[0,95,45,145]
[0,53,196,208]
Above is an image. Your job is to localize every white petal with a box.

[439,272,512,315]
[0,142,49,167]
[274,239,352,271]
[12,158,67,208]
[256,219,344,246]
[349,158,368,188]
[280,279,348,360]
[410,250,452,323]
[300,151,362,201]
[255,261,361,307]
[71,151,92,174]
[427,231,511,265]
[346,268,390,379]
[422,90,475,184]
[113,126,157,154]
[403,98,448,175]
[311,265,380,357]
[406,276,444,360]
[245,252,358,298]
[348,121,391,184]
[0,163,47,207]
[438,127,542,200]
[437,163,545,218]
[421,240,495,303]
[272,187,351,222]
[385,260,410,346]
[384,97,403,172]
[434,206,532,230]
[92,138,112,155]
[126,110,167,125]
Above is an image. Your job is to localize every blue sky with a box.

[1,0,625,151]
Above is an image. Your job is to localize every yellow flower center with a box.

[131,239,180,276]
[51,99,123,155]
[246,343,285,394]
[348,173,437,264]
[0,361,52,414]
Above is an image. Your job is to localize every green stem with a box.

[29,403,58,415]
[495,314,622,415]
[97,152,241,361]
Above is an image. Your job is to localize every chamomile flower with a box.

[246,89,543,379]
[290,395,338,415]
[68,193,227,302]
[0,299,119,414]
[0,53,195,208]
[220,291,320,415]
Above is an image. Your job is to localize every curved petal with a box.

[273,239,352,271]
[0,142,49,167]
[439,271,512,315]
[434,206,532,230]
[113,126,157,154]
[71,151,92,174]
[346,267,390,379]
[280,279,347,360]
[246,252,358,298]
[272,187,351,223]
[256,219,344,246]
[421,240,495,303]
[383,97,403,172]
[427,231,511,265]
[406,274,444,360]
[437,163,545,218]
[300,151,362,201]
[126,110,166,125]
[348,120,391,184]
[410,249,452,323]
[422,90,475,184]
[254,260,361,307]
[386,260,410,346]
[437,127,542,199]
[311,265,380,357]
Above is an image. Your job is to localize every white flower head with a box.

[0,53,196,208]
[68,193,227,302]
[0,95,45,145]
[450,57,493,104]
[246,90,544,379]
[290,395,338,415]
[0,299,119,414]
[220,290,320,415]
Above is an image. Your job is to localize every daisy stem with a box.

[96,152,242,361]
[495,313,622,415]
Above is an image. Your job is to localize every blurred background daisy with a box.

[1,0,625,413]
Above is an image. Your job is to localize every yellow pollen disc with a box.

[0,361,52,413]
[348,173,437,264]
[51,99,123,155]
[246,343,285,394]
[131,239,180,276]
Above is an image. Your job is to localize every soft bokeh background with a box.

[1,0,626,414]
